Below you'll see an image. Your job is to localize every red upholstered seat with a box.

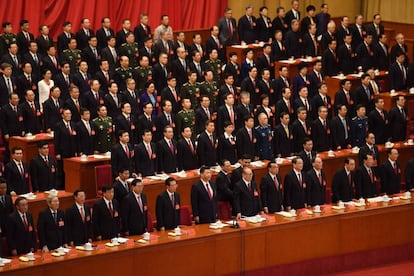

[180,205,192,226]
[325,187,332,204]
[147,211,154,232]
[217,201,232,221]
[94,164,112,197]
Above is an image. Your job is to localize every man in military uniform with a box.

[0,22,17,57]
[118,32,139,68]
[133,55,152,94]
[204,49,222,85]
[255,112,273,160]
[92,105,115,153]
[350,105,368,147]
[114,55,135,92]
[176,98,196,139]
[180,71,201,109]
[61,38,82,74]
[199,70,218,111]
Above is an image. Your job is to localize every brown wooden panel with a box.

[9,134,54,164]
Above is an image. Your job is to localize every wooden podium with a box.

[9,133,54,163]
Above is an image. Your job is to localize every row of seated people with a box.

[1,141,414,257]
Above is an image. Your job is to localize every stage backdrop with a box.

[0,0,228,39]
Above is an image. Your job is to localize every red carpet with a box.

[329,260,414,276]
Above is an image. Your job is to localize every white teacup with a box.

[338,201,345,208]
[111,237,119,245]
[290,209,296,216]
[143,232,150,241]
[383,195,390,202]
[405,191,411,199]
[328,150,335,157]
[57,247,65,254]
[27,252,35,261]
[0,258,4,267]
[314,205,321,212]
[85,242,92,250]
[80,154,88,161]
[408,139,413,145]
[359,198,365,205]
[174,227,181,235]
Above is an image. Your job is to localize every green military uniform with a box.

[176,108,196,139]
[114,66,135,92]
[133,65,153,94]
[61,49,82,74]
[0,33,17,57]
[205,58,222,85]
[199,80,218,111]
[180,81,201,109]
[119,42,139,68]
[92,116,115,153]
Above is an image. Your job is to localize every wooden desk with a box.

[2,199,413,275]
[1,224,242,276]
[63,155,110,198]
[11,191,73,227]
[226,44,263,68]
[324,71,389,100]
[275,57,320,83]
[9,133,54,164]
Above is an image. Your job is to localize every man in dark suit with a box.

[43,86,64,132]
[52,62,72,101]
[284,157,307,210]
[134,13,152,48]
[311,106,331,152]
[80,79,104,120]
[260,162,283,213]
[381,149,402,195]
[365,14,384,43]
[152,53,170,93]
[311,81,333,120]
[171,48,188,89]
[275,87,295,122]
[390,33,408,66]
[111,167,129,203]
[195,96,213,135]
[191,166,217,224]
[331,104,351,150]
[274,112,293,157]
[36,25,54,56]
[57,21,75,54]
[319,21,336,53]
[37,195,67,252]
[93,185,121,240]
[65,189,92,246]
[368,98,390,144]
[76,18,95,51]
[306,157,327,206]
[22,41,42,77]
[238,6,257,44]
[271,7,288,37]
[72,61,91,95]
[354,73,374,114]
[116,19,132,48]
[6,197,36,255]
[285,0,301,27]
[298,138,317,172]
[284,20,302,58]
[334,79,356,118]
[322,39,340,76]
[135,130,158,176]
[0,63,17,106]
[206,25,226,62]
[19,89,42,134]
[217,8,237,46]
[161,77,180,115]
[332,158,356,203]
[216,93,236,136]
[16,62,40,100]
[337,34,356,74]
[155,100,176,141]
[358,132,380,174]
[236,116,256,160]
[389,95,407,142]
[234,166,261,218]
[177,126,198,171]
[81,36,100,76]
[302,24,318,57]
[374,34,389,71]
[103,82,123,120]
[355,154,377,199]
[111,130,136,178]
[30,141,57,192]
[0,179,13,237]
[215,160,234,207]
[96,17,115,49]
[355,34,375,71]
[156,177,181,231]
[336,16,351,47]
[157,125,178,173]
[100,37,118,72]
[307,61,324,98]
[350,15,366,50]
[114,102,137,145]
[4,147,30,195]
[388,52,407,91]
[121,179,148,236]
[197,121,217,167]
[1,42,22,78]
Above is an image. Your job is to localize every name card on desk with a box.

[182,229,196,236]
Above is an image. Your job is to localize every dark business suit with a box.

[216,104,236,136]
[238,15,257,44]
[171,59,188,89]
[0,75,16,106]
[217,16,237,46]
[113,180,129,204]
[388,61,407,91]
[273,123,293,157]
[197,131,217,167]
[161,86,181,115]
[302,33,318,57]
[76,28,95,51]
[256,16,272,42]
[355,166,377,199]
[1,103,24,137]
[271,17,288,37]
[30,154,57,192]
[152,62,170,93]
[103,93,123,119]
[135,142,158,176]
[330,115,350,149]
[236,127,256,159]
[368,109,389,144]
[337,44,355,74]
[311,118,331,152]
[121,192,148,235]
[217,135,237,164]
[322,48,339,76]
[358,144,380,168]
[1,53,22,77]
[355,42,375,71]
[16,73,40,100]
[234,180,261,216]
[72,71,91,95]
[81,46,100,76]
[54,120,78,158]
[37,209,66,250]
[195,107,211,135]
[270,40,288,61]
[331,168,354,203]
[92,198,120,240]
[63,98,82,122]
[374,42,389,71]
[177,138,198,171]
[157,138,178,173]
[260,173,283,213]
[284,30,302,58]
[380,160,401,195]
[350,24,366,50]
[216,171,233,203]
[306,169,326,206]
[19,100,42,134]
[75,120,97,155]
[41,55,60,77]
[283,170,306,209]
[292,120,311,154]
[285,9,301,27]
[81,90,104,119]
[36,35,54,56]
[298,150,317,172]
[4,161,30,195]
[0,194,13,234]
[7,211,36,254]
[43,98,63,131]
[191,180,217,224]
[65,203,92,245]
[388,106,407,142]
[53,72,72,101]
[22,52,42,77]
[57,32,75,54]
[156,191,181,230]
[134,24,151,48]
[96,28,115,49]
[100,47,118,72]
[334,89,356,117]
[354,84,374,114]
[110,143,134,177]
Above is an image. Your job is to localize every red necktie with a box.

[206,183,212,200]
[188,140,195,154]
[75,100,80,112]
[80,207,85,222]
[169,140,174,154]
[124,145,129,158]
[380,111,385,120]
[287,101,291,112]
[348,173,352,187]
[31,103,35,113]
[298,173,302,188]
[369,169,374,183]
[318,172,323,185]
[66,123,71,134]
[229,108,234,124]
[273,176,279,190]
[248,129,253,141]
[137,195,143,212]
[22,213,28,230]
[170,194,175,207]
[394,163,398,175]
[209,135,214,147]
[108,201,113,217]
[19,163,25,178]
[146,144,152,159]
[345,92,350,104]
